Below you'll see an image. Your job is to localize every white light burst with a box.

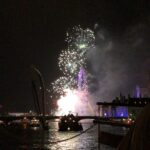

[57,89,78,115]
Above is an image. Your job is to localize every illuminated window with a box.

[121,113,124,117]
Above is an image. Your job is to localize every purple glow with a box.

[113,106,128,117]
[77,67,87,90]
[134,85,141,98]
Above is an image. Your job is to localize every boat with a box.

[59,114,83,131]
[29,117,40,127]
[24,117,49,130]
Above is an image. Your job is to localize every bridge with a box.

[0,115,100,122]
[0,115,127,123]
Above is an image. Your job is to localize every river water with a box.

[0,120,127,150]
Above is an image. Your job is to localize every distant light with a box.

[104,112,107,117]
[68,127,70,131]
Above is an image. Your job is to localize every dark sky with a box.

[1,0,150,112]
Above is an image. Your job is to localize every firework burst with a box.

[66,26,95,55]
[51,76,77,95]
[50,25,95,115]
[58,49,86,76]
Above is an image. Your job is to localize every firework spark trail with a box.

[66,26,95,52]
[51,76,77,95]
[58,49,86,76]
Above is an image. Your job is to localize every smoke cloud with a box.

[87,21,150,102]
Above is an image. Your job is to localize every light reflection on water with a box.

[0,121,126,150]
[43,121,100,150]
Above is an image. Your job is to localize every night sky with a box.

[1,0,150,112]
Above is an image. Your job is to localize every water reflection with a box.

[0,121,124,150]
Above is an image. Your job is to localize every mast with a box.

[31,65,47,129]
